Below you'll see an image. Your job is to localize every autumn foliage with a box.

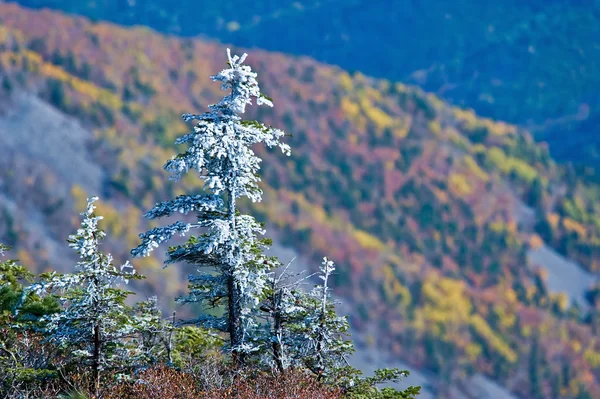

[1,3,600,398]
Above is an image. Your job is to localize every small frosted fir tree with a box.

[258,259,309,373]
[259,257,354,377]
[29,197,146,394]
[261,258,420,397]
[257,258,344,374]
[298,258,353,380]
[131,296,177,365]
[132,49,290,363]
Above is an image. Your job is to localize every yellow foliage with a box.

[382,265,412,310]
[426,93,444,110]
[340,97,361,119]
[558,323,568,340]
[99,127,118,142]
[134,50,152,69]
[0,52,15,67]
[504,288,518,304]
[394,82,407,93]
[452,108,479,131]
[493,305,516,329]
[0,25,9,43]
[353,71,367,83]
[364,86,383,102]
[462,155,488,181]
[483,119,515,136]
[393,118,410,139]
[449,172,473,196]
[71,184,139,244]
[412,310,426,333]
[469,313,518,363]
[428,120,441,137]
[510,160,538,182]
[286,192,330,228]
[584,346,600,368]
[471,143,487,154]
[338,72,353,92]
[487,147,538,182]
[1,51,42,72]
[71,184,88,210]
[538,319,551,335]
[421,274,472,325]
[466,342,483,361]
[353,229,387,251]
[568,379,582,397]
[452,106,515,136]
[552,293,569,313]
[23,50,43,65]
[488,218,505,233]
[121,205,143,247]
[40,61,122,110]
[134,255,161,272]
[360,98,395,130]
[446,127,472,151]
[487,147,507,168]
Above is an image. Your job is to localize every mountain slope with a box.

[0,4,600,398]
[9,0,600,166]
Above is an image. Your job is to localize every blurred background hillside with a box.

[1,1,599,397]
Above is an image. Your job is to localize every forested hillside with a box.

[9,0,600,166]
[1,4,600,398]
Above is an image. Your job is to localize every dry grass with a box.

[102,365,342,399]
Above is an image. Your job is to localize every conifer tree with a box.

[132,49,290,363]
[258,257,354,378]
[1,244,34,315]
[298,257,353,379]
[131,296,177,365]
[259,258,420,398]
[258,259,310,373]
[127,49,420,397]
[29,197,145,394]
[1,244,60,395]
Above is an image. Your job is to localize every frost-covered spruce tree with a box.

[258,260,314,373]
[131,296,177,365]
[300,257,354,380]
[257,257,353,378]
[132,49,290,363]
[29,197,144,394]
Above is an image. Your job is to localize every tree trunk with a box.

[315,270,329,380]
[272,289,285,373]
[166,311,176,364]
[226,187,244,366]
[92,322,100,396]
